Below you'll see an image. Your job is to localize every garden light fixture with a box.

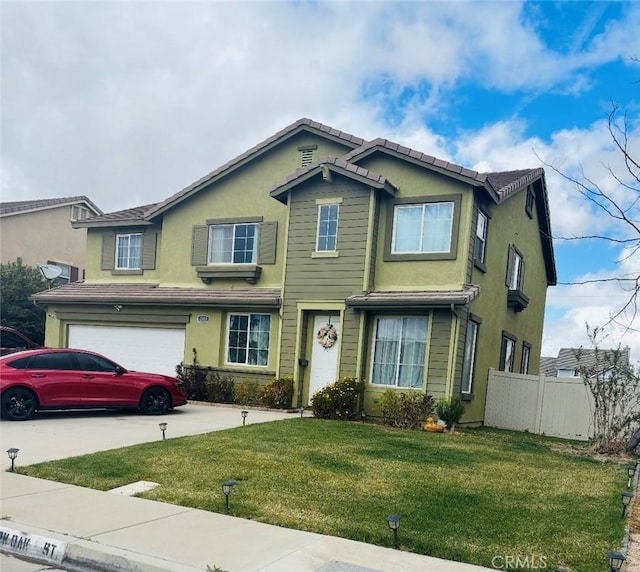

[159,422,168,440]
[6,448,19,472]
[241,410,249,426]
[627,464,637,488]
[607,550,626,572]
[621,491,634,518]
[222,480,237,513]
[385,514,401,549]
[299,406,304,418]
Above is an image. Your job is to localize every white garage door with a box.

[68,325,185,377]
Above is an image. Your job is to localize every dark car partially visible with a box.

[0,326,40,356]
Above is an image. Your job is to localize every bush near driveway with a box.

[20,421,627,572]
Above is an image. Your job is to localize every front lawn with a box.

[19,420,626,571]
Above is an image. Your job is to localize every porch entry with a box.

[307,314,340,405]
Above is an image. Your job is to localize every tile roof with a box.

[0,196,102,217]
[346,285,480,308]
[269,155,398,201]
[72,203,158,227]
[144,118,365,219]
[31,283,282,308]
[485,169,545,200]
[344,138,488,185]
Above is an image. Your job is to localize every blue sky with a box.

[2,1,639,360]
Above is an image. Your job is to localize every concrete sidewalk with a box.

[0,404,492,572]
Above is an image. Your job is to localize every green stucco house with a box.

[32,118,556,423]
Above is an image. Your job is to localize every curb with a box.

[0,521,198,572]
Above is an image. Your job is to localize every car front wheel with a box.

[1,388,37,421]
[140,387,171,415]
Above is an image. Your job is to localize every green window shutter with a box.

[141,231,158,270]
[101,234,116,270]
[191,225,208,266]
[258,221,278,265]
[505,244,514,288]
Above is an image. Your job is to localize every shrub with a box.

[311,377,364,420]
[206,373,235,403]
[435,396,465,430]
[377,390,435,429]
[176,363,209,401]
[260,376,294,409]
[234,379,261,406]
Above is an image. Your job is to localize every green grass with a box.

[19,420,626,571]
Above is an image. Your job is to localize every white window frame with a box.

[115,233,142,270]
[521,343,531,374]
[391,201,454,255]
[316,203,340,252]
[461,319,479,394]
[226,312,271,367]
[500,335,516,372]
[370,316,428,389]
[474,211,488,263]
[208,223,258,265]
[508,249,524,290]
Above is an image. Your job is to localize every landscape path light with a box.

[385,514,401,549]
[607,550,626,572]
[241,410,249,426]
[222,480,237,513]
[621,491,634,518]
[6,448,19,472]
[627,463,637,488]
[159,422,168,440]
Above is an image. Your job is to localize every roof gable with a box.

[269,156,397,203]
[144,118,364,220]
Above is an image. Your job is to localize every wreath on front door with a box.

[316,323,338,350]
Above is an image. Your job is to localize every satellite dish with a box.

[38,264,63,281]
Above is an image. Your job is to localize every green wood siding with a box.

[280,175,370,378]
[426,310,451,398]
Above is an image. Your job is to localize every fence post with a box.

[534,373,546,435]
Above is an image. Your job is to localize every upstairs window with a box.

[507,245,524,290]
[115,233,142,270]
[208,223,258,264]
[474,211,488,264]
[392,202,454,254]
[316,204,339,252]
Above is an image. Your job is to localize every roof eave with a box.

[72,219,154,229]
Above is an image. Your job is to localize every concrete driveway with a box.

[0,403,293,471]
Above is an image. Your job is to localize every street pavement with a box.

[0,404,493,572]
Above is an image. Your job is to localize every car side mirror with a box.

[114,366,126,375]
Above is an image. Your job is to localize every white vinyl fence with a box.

[484,368,594,441]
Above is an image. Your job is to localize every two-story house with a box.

[1,196,103,282]
[31,118,556,423]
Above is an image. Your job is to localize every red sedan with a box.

[0,348,187,421]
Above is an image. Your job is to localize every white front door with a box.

[308,314,340,405]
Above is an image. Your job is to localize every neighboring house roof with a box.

[346,285,480,309]
[540,347,631,376]
[0,196,102,218]
[30,283,282,308]
[72,203,158,228]
[269,155,398,203]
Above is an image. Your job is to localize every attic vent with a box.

[298,144,317,168]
